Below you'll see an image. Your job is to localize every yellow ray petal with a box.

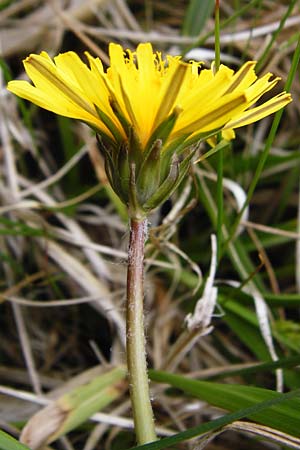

[224,61,257,93]
[7,44,292,156]
[153,61,187,129]
[7,80,106,131]
[223,92,292,129]
[54,52,96,95]
[136,43,158,83]
[245,74,280,105]
[174,91,248,136]
[178,65,234,115]
[23,53,96,116]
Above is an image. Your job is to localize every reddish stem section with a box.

[126,218,157,444]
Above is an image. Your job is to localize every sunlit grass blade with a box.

[150,370,300,437]
[0,431,30,450]
[182,0,214,36]
[131,386,300,450]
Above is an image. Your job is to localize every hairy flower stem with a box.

[126,218,157,444]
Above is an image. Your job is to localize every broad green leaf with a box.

[150,370,300,437]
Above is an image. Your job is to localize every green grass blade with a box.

[131,386,300,449]
[150,371,300,437]
[203,354,300,381]
[0,431,30,450]
[57,116,80,192]
[221,301,271,360]
[223,32,300,254]
[256,0,297,72]
[182,0,214,36]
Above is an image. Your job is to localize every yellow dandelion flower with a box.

[7,43,292,218]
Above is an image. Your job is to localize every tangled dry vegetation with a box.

[1,1,300,449]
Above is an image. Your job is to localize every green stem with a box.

[126,218,157,444]
[215,0,223,262]
[214,0,220,72]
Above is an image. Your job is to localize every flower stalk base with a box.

[126,218,157,444]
